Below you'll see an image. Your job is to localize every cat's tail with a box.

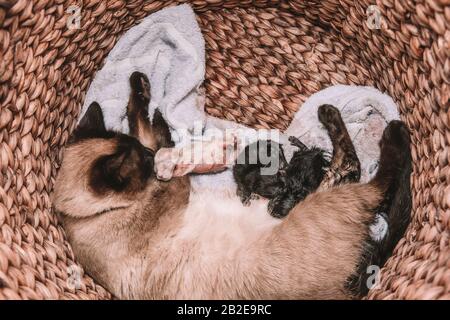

[370,120,412,262]
[346,120,412,297]
[372,120,412,267]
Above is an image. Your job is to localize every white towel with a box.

[80,4,206,143]
[284,85,400,183]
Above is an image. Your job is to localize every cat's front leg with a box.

[127,72,152,145]
[127,72,174,151]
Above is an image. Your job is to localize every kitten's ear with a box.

[152,109,174,148]
[69,102,106,143]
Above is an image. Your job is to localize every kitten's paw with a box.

[237,188,252,206]
[130,71,151,104]
[268,197,290,219]
[288,136,307,151]
[249,194,261,201]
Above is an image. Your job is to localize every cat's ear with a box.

[103,152,131,189]
[152,109,174,148]
[101,149,141,191]
[69,102,106,144]
[77,102,106,133]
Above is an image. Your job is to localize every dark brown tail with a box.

[371,120,412,267]
[346,120,412,297]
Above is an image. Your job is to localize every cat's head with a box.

[52,102,171,218]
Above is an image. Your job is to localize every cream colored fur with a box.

[54,149,380,299]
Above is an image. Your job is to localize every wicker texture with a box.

[0,0,448,300]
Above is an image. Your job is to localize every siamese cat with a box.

[53,72,412,299]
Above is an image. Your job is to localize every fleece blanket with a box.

[80,4,399,240]
[80,4,206,143]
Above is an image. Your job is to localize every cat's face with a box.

[52,103,164,218]
[70,133,155,193]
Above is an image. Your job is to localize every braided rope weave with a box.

[0,0,448,299]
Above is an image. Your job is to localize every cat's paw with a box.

[375,121,411,180]
[318,104,340,123]
[379,120,411,168]
[380,120,410,153]
[154,147,180,181]
[317,104,343,135]
[130,71,151,105]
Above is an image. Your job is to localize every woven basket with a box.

[0,0,448,300]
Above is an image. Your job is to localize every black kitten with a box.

[267,137,330,218]
[233,140,288,205]
[233,104,361,218]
